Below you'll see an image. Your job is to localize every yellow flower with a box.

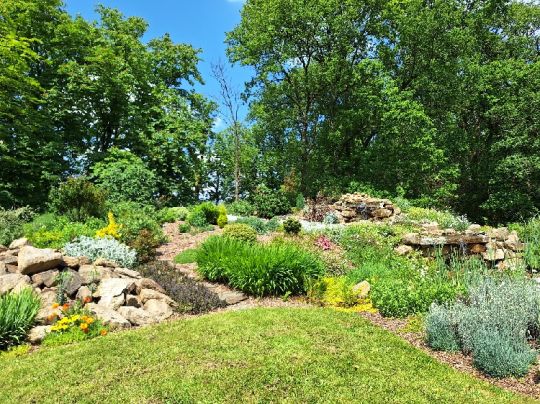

[51,303,60,309]
[80,323,89,331]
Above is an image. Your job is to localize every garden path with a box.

[156,222,310,311]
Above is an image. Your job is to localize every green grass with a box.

[174,248,198,264]
[0,308,531,403]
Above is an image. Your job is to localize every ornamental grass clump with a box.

[425,276,540,378]
[63,236,137,268]
[0,288,41,350]
[196,236,325,296]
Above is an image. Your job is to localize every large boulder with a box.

[0,273,31,294]
[9,237,29,249]
[86,303,131,330]
[139,288,175,306]
[64,269,83,296]
[79,265,113,285]
[94,278,135,309]
[117,306,156,326]
[18,246,62,276]
[28,325,51,344]
[135,278,165,295]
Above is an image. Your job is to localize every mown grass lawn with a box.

[0,308,533,403]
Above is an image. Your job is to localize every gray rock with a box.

[117,306,155,326]
[18,246,62,276]
[31,269,59,288]
[0,273,31,294]
[28,325,51,344]
[86,303,131,330]
[9,237,29,249]
[64,270,83,296]
[143,299,174,321]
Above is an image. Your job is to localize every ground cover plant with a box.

[137,261,227,314]
[197,236,324,296]
[0,288,41,350]
[0,308,528,403]
[63,236,137,268]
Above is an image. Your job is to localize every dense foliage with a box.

[197,236,325,296]
[0,288,41,350]
[63,236,137,268]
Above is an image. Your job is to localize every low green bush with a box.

[189,202,220,226]
[222,223,258,243]
[157,207,189,223]
[0,207,34,246]
[425,276,540,378]
[174,248,198,264]
[217,213,228,228]
[196,236,325,296]
[0,288,41,350]
[23,213,105,249]
[178,223,191,233]
[283,217,301,235]
[252,185,291,219]
[48,177,107,222]
[226,200,255,216]
[235,216,279,234]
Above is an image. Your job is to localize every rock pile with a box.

[0,238,176,342]
[398,224,525,269]
[331,193,401,223]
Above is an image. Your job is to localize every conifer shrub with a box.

[252,185,291,218]
[283,217,302,235]
[222,223,258,243]
[48,178,106,222]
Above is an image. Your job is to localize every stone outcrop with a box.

[399,224,525,269]
[331,193,401,223]
[0,239,178,342]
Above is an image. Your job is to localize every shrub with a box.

[137,261,227,314]
[323,212,339,225]
[283,217,302,235]
[23,214,105,249]
[48,177,106,222]
[178,223,191,233]
[252,185,291,218]
[0,207,34,246]
[130,229,161,263]
[217,213,228,229]
[308,277,360,308]
[91,148,158,205]
[95,212,121,239]
[63,236,137,268]
[295,194,305,210]
[197,236,325,296]
[0,288,41,350]
[226,200,255,216]
[194,202,220,225]
[519,217,540,270]
[425,276,540,378]
[157,207,189,223]
[235,216,271,234]
[187,209,208,228]
[222,223,258,243]
[424,304,460,352]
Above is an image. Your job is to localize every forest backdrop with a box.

[1,0,540,224]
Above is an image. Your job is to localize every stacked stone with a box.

[331,193,401,223]
[0,238,176,342]
[398,224,525,269]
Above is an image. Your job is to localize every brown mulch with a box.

[358,311,540,400]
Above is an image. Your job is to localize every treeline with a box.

[0,0,214,208]
[226,0,540,224]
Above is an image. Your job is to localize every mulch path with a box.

[359,311,540,400]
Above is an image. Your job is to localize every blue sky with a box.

[65,0,250,129]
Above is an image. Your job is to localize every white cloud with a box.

[213,116,226,131]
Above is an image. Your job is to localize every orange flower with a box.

[47,313,57,322]
[83,296,92,304]
[80,323,89,332]
[86,317,95,325]
[52,303,60,309]
[62,303,70,311]
[100,329,108,336]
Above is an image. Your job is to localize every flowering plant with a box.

[96,212,122,239]
[314,235,334,251]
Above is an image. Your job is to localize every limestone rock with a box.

[487,227,509,241]
[394,245,413,256]
[135,278,165,295]
[61,256,82,269]
[504,231,524,252]
[125,295,142,308]
[9,237,29,249]
[143,299,174,321]
[18,246,62,276]
[0,262,6,275]
[113,267,142,279]
[372,208,392,219]
[139,288,174,305]
[352,281,371,299]
[76,286,93,302]
[469,244,487,254]
[31,269,59,288]
[0,255,18,265]
[94,278,135,298]
[98,294,125,310]
[64,270,83,296]
[468,224,482,232]
[94,258,119,268]
[28,325,51,344]
[79,265,113,285]
[86,303,131,329]
[0,273,31,294]
[117,306,155,326]
[483,248,505,261]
